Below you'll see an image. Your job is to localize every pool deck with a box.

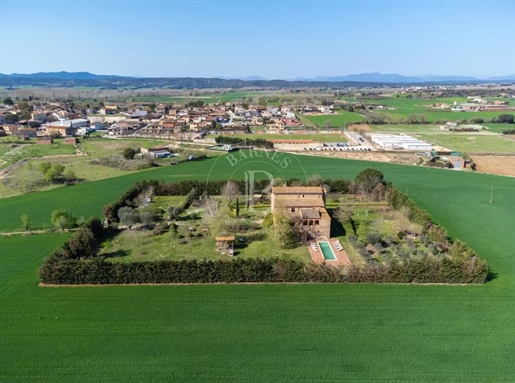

[308,238,352,267]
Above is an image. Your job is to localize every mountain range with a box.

[0,71,513,83]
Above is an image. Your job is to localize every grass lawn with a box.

[303,111,366,127]
[415,134,515,153]
[101,228,310,263]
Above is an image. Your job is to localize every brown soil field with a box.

[472,155,515,177]
[297,150,421,165]
[347,124,372,132]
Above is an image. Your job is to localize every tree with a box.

[39,162,52,175]
[44,163,65,183]
[63,168,76,182]
[273,212,298,249]
[221,181,240,202]
[51,209,70,232]
[497,114,514,124]
[355,168,385,199]
[334,206,353,223]
[235,198,240,218]
[307,174,323,186]
[123,148,136,160]
[141,212,154,227]
[117,206,139,230]
[167,206,183,220]
[21,214,31,233]
[63,228,97,259]
[3,97,14,106]
[4,113,18,123]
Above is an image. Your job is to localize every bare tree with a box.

[202,197,220,219]
[221,181,240,202]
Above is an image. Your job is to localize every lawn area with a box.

[415,134,515,153]
[303,111,365,127]
[0,138,76,169]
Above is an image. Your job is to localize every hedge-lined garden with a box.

[39,172,488,285]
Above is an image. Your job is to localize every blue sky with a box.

[0,0,514,78]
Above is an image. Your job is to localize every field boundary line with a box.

[39,282,481,287]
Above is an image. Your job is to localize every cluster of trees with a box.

[215,136,274,149]
[38,162,76,183]
[496,114,514,124]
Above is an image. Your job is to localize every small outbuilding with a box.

[215,236,235,255]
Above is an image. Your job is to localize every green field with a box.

[415,134,515,153]
[0,154,514,381]
[361,98,513,123]
[0,138,76,169]
[303,111,366,127]
[482,123,515,132]
[369,124,443,134]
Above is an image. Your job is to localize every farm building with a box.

[369,134,432,151]
[49,118,89,129]
[140,145,172,158]
[271,186,331,238]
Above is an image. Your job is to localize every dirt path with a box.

[0,158,30,179]
[0,230,52,236]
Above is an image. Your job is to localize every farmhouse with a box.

[271,186,331,238]
[369,134,432,151]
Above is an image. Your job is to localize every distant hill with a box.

[1,71,514,83]
[0,71,127,80]
[302,72,515,83]
[0,71,513,89]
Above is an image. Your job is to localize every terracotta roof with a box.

[215,236,235,241]
[272,186,324,194]
[275,198,325,208]
[299,208,321,219]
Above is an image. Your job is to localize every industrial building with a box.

[368,134,432,151]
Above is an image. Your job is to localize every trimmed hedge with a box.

[39,256,487,285]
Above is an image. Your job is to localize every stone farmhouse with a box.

[271,186,331,238]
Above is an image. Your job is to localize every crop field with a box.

[0,154,514,382]
[369,124,443,134]
[415,133,515,153]
[365,98,513,123]
[128,91,278,104]
[303,111,366,127]
[482,123,515,132]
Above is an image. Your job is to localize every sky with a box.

[0,0,514,79]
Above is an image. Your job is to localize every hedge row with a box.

[39,256,487,285]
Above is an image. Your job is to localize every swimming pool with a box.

[318,241,337,261]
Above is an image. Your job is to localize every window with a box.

[315,220,319,226]
[290,207,295,212]
[309,220,313,226]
